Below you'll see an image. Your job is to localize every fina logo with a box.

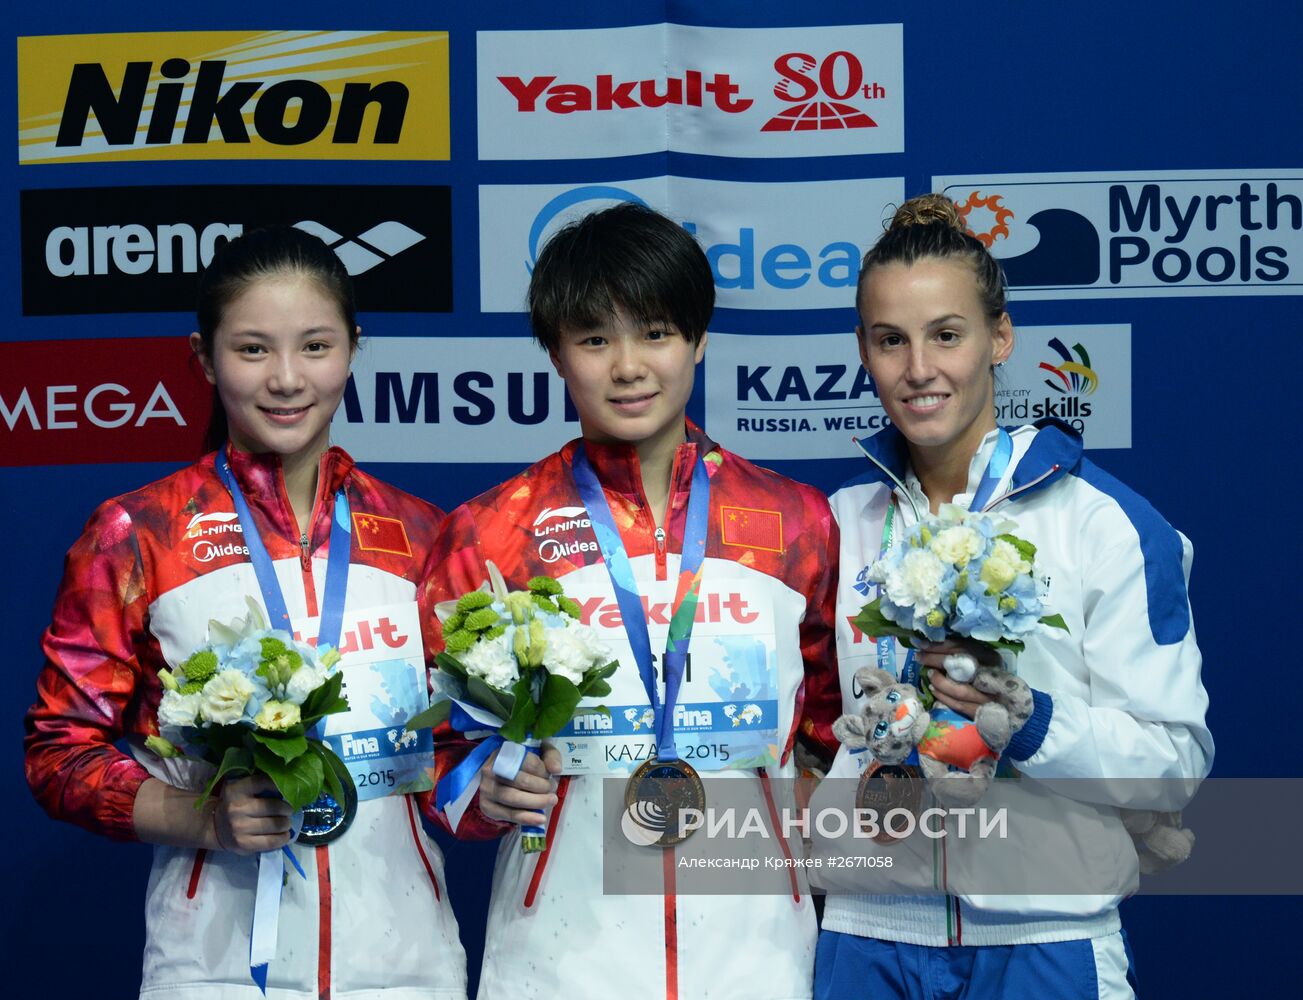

[1039,338,1099,396]
[295,220,426,276]
[526,185,650,274]
[954,189,1101,287]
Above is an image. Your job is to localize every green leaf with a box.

[434,651,469,681]
[253,743,324,811]
[989,637,1027,654]
[498,676,539,744]
[578,659,619,697]
[311,740,352,803]
[532,674,583,740]
[467,675,514,721]
[853,601,919,647]
[1039,613,1069,633]
[252,729,308,764]
[997,533,1038,562]
[299,671,349,727]
[195,745,254,809]
[403,699,452,734]
[571,704,609,721]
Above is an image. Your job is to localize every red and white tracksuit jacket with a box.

[423,426,840,1000]
[25,446,466,1000]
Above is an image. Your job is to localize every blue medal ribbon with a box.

[970,427,1013,513]
[215,446,353,993]
[571,445,710,763]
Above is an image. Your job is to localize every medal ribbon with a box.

[216,446,353,993]
[572,445,711,763]
[970,427,1013,513]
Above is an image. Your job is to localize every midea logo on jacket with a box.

[533,506,595,564]
[20,185,452,315]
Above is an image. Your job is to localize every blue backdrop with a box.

[3,2,1297,996]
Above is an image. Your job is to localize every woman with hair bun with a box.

[25,225,467,999]
[814,194,1213,998]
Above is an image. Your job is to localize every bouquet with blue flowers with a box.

[145,597,354,813]
[856,503,1066,699]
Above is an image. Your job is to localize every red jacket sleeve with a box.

[791,487,842,766]
[417,504,512,840]
[25,501,153,842]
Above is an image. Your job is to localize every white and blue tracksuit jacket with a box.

[814,419,1213,946]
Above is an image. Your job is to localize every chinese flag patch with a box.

[352,512,412,557]
[720,506,784,553]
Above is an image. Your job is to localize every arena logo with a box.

[477,24,902,160]
[19,30,449,163]
[936,170,1303,298]
[21,186,452,315]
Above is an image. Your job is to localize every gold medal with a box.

[855,761,922,844]
[622,757,707,848]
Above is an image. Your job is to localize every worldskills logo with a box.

[1039,338,1099,396]
[761,50,883,132]
[951,188,1101,287]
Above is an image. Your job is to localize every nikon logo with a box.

[57,59,408,148]
[18,30,450,164]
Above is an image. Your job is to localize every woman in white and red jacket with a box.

[25,227,465,1000]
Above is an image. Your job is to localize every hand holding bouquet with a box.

[836,505,1067,807]
[411,563,617,851]
[146,597,354,817]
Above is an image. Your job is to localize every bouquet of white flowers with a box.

[146,597,353,814]
[410,562,617,852]
[856,503,1066,676]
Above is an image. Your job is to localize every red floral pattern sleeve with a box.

[25,501,155,842]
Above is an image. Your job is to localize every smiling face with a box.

[857,257,1013,467]
[192,275,355,466]
[550,305,706,461]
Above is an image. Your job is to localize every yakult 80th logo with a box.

[477,24,903,160]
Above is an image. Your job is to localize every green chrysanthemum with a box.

[531,594,560,615]
[482,625,507,641]
[182,650,218,684]
[464,607,501,632]
[556,595,582,620]
[456,591,494,613]
[442,612,465,634]
[527,576,563,596]
[443,628,478,654]
[180,680,205,695]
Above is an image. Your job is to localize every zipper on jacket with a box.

[982,465,1061,512]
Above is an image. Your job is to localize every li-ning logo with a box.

[1039,338,1100,396]
[956,191,1015,248]
[294,221,426,276]
[533,505,597,563]
[761,51,883,132]
[184,511,241,539]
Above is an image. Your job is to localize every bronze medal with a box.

[623,757,707,848]
[297,780,358,845]
[855,760,922,844]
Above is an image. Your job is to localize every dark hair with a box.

[527,203,714,352]
[856,193,1008,320]
[195,225,358,452]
